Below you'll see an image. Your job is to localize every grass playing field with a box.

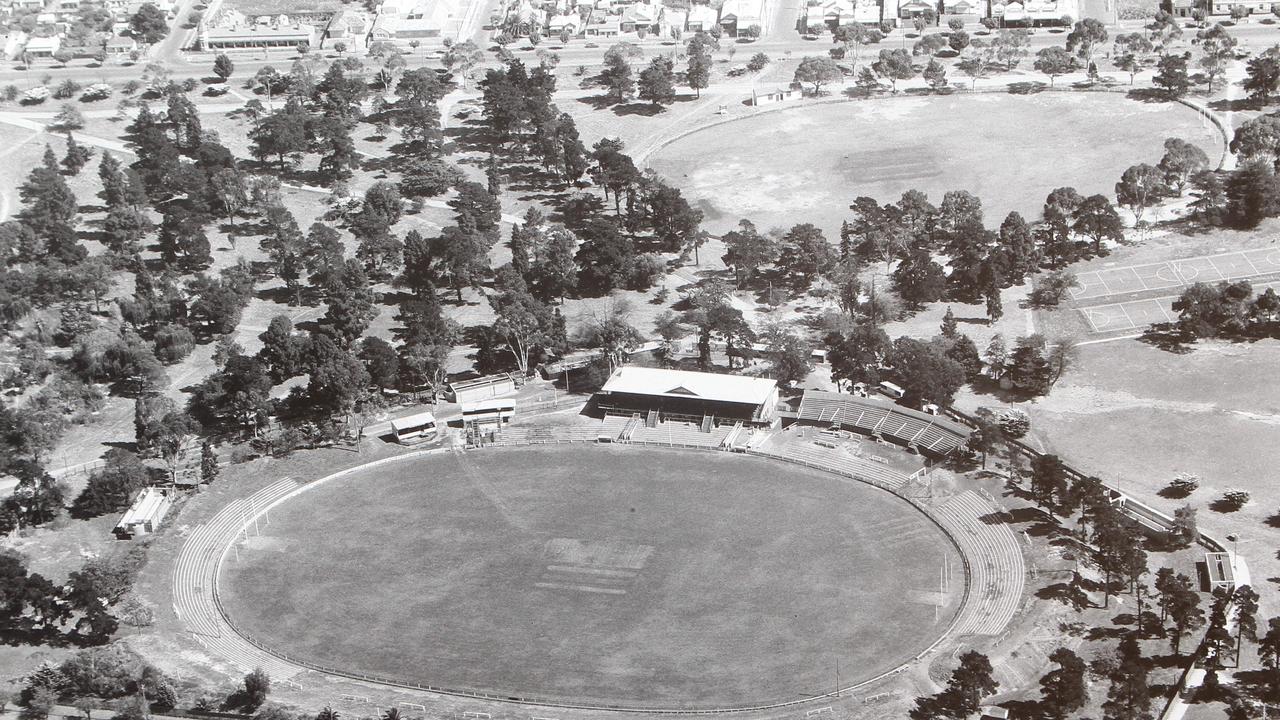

[646,92,1223,235]
[218,445,960,708]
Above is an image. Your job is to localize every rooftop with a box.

[601,367,777,406]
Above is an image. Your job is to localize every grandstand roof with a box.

[601,367,777,406]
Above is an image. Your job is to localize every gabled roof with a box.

[601,367,777,406]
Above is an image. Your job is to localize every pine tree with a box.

[61,132,92,175]
[200,440,219,484]
[940,306,959,338]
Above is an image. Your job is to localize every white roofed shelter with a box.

[114,487,172,539]
[596,367,779,425]
[391,410,438,445]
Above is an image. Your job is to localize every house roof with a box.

[391,411,436,432]
[601,367,778,406]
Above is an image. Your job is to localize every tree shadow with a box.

[1006,81,1048,95]
[1207,97,1259,112]
[1138,323,1194,354]
[1209,497,1244,513]
[1125,87,1174,103]
[612,102,666,116]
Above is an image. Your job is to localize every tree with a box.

[893,247,946,307]
[1007,335,1051,395]
[200,440,219,484]
[18,155,83,264]
[1066,18,1108,67]
[913,33,948,58]
[957,41,996,89]
[886,337,966,406]
[994,28,1031,68]
[129,3,168,44]
[443,40,483,87]
[1103,635,1152,720]
[872,48,915,93]
[777,223,835,289]
[687,50,712,98]
[1110,33,1154,85]
[601,53,635,103]
[1073,194,1124,256]
[721,219,776,287]
[156,411,200,483]
[1034,46,1076,87]
[941,651,998,717]
[1030,453,1069,514]
[1245,53,1280,104]
[761,324,813,387]
[1152,53,1191,98]
[949,29,970,53]
[213,53,235,81]
[1115,164,1164,224]
[1198,23,1237,91]
[1259,617,1280,694]
[638,56,676,106]
[1159,138,1210,195]
[794,56,841,95]
[243,669,271,710]
[1230,115,1280,170]
[61,133,92,175]
[922,57,948,90]
[1040,647,1088,720]
[250,107,309,170]
[1228,159,1280,227]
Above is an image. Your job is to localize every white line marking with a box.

[1117,302,1137,331]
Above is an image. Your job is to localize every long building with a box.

[595,366,780,425]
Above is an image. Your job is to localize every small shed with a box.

[391,410,439,445]
[114,487,172,539]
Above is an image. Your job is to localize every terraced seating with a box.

[628,421,732,448]
[931,491,1025,637]
[172,478,306,681]
[797,391,970,456]
[747,442,911,492]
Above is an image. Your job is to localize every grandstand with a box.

[596,367,780,425]
[795,391,970,456]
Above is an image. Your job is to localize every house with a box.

[368,0,458,44]
[12,0,46,11]
[1160,0,1193,15]
[324,7,367,39]
[544,11,578,34]
[103,32,136,52]
[113,487,172,539]
[620,1,659,32]
[993,0,1075,24]
[1205,0,1271,15]
[718,0,764,35]
[23,33,61,56]
[685,3,716,29]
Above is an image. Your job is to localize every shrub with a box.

[153,324,195,364]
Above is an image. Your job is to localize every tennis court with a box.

[1070,248,1280,302]
[1079,279,1280,334]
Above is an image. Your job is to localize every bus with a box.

[391,410,438,445]
[878,381,905,399]
[460,398,517,427]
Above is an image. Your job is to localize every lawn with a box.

[646,92,1224,235]
[218,445,960,708]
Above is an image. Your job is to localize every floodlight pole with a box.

[835,657,840,698]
